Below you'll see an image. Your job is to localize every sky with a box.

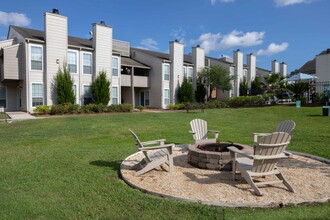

[0,0,329,74]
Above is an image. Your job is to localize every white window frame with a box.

[73,84,78,104]
[83,85,92,105]
[183,66,187,78]
[145,90,150,106]
[111,86,118,104]
[112,56,119,77]
[0,86,7,108]
[29,44,43,71]
[187,67,193,83]
[163,89,170,106]
[82,52,93,75]
[31,83,44,108]
[68,50,78,74]
[163,63,170,81]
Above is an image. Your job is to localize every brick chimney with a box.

[169,40,184,103]
[192,45,205,90]
[233,49,243,97]
[272,59,279,73]
[247,53,256,90]
[280,62,287,77]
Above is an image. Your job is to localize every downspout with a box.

[25,39,30,113]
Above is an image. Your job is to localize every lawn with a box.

[0,106,329,219]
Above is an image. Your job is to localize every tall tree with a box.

[198,65,234,100]
[239,77,248,96]
[286,82,310,100]
[251,76,263,95]
[195,76,207,103]
[91,71,111,105]
[55,64,75,104]
[263,73,286,96]
[178,76,193,103]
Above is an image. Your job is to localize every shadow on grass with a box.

[90,160,121,171]
[306,114,323,117]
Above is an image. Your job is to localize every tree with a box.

[55,64,75,104]
[91,71,111,105]
[239,77,248,96]
[178,76,193,103]
[251,76,263,95]
[263,73,286,96]
[286,82,310,100]
[195,76,207,103]
[198,65,234,100]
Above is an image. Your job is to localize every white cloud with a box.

[274,0,317,7]
[211,0,217,5]
[192,30,265,53]
[139,38,158,50]
[170,28,186,44]
[0,11,30,26]
[256,42,289,56]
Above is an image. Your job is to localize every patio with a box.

[120,145,330,208]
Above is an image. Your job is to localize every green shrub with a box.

[167,103,185,110]
[33,105,50,115]
[226,96,264,108]
[91,71,111,105]
[66,103,81,114]
[137,105,144,112]
[54,64,75,105]
[205,100,225,109]
[107,104,133,112]
[50,105,66,115]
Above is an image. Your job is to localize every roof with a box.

[10,26,93,49]
[121,56,150,69]
[132,47,193,64]
[318,48,330,56]
[299,59,316,74]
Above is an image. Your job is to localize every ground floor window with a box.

[112,86,118,104]
[0,87,6,108]
[73,85,77,104]
[32,83,43,107]
[83,85,92,105]
[164,89,170,106]
[145,90,150,106]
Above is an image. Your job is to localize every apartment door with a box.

[140,91,145,106]
[17,87,22,109]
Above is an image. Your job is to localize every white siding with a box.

[233,50,243,97]
[192,46,205,90]
[169,41,184,104]
[247,53,256,89]
[316,52,330,83]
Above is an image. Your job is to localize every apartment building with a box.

[0,9,277,112]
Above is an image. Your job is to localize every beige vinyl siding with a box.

[2,44,23,81]
[45,12,68,106]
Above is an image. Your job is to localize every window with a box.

[112,87,118,104]
[68,51,77,73]
[83,85,92,105]
[72,85,77,104]
[163,63,170,81]
[32,83,43,107]
[230,67,235,76]
[83,53,92,74]
[0,87,6,108]
[187,67,193,83]
[112,56,119,76]
[145,90,150,106]
[183,66,187,78]
[164,89,170,106]
[30,45,43,71]
[243,68,248,78]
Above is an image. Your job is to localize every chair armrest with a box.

[227,146,254,159]
[284,151,293,157]
[189,131,196,134]
[141,139,166,146]
[253,153,289,160]
[139,143,174,151]
[253,132,271,142]
[208,130,219,134]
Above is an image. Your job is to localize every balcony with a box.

[121,74,149,88]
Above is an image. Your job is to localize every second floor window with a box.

[31,45,43,71]
[83,53,92,74]
[68,51,77,73]
[187,67,193,83]
[163,63,170,81]
[112,57,119,76]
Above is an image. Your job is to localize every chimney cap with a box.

[196,45,200,48]
[273,59,277,62]
[52,8,59,14]
[100,21,106,25]
[249,53,253,55]
[174,39,179,43]
[236,49,240,51]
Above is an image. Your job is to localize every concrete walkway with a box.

[6,112,36,121]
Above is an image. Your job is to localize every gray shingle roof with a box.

[10,26,93,49]
[299,59,316,74]
[121,56,150,69]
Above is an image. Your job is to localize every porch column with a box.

[130,67,135,108]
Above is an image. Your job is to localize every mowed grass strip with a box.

[0,106,329,219]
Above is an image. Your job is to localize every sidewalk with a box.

[5,112,36,121]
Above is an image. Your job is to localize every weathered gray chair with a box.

[129,129,175,176]
[189,119,219,144]
[253,120,296,142]
[228,132,294,196]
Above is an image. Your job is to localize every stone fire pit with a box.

[187,142,252,170]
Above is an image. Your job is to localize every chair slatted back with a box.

[190,119,208,141]
[276,120,296,134]
[129,129,150,160]
[252,132,291,173]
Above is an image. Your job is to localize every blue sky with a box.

[0,0,328,73]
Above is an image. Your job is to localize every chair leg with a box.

[276,172,294,192]
[240,170,263,196]
[167,155,174,172]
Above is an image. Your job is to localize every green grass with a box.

[0,106,329,219]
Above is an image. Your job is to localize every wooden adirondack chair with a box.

[129,129,175,176]
[228,132,294,196]
[253,120,296,142]
[189,119,220,144]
